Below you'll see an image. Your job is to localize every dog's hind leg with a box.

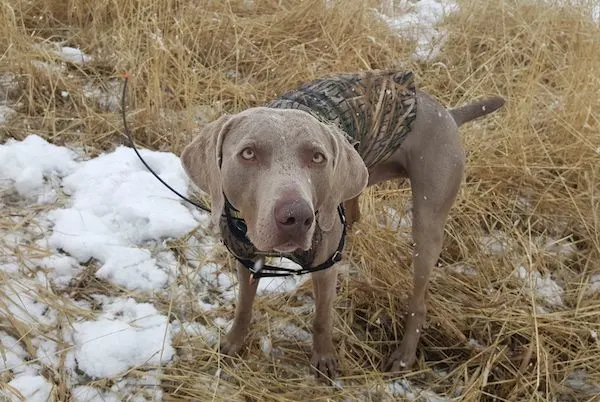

[343,194,361,228]
[386,140,465,371]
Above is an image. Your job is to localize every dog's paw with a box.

[385,309,424,372]
[219,333,245,356]
[311,351,338,380]
[385,347,417,373]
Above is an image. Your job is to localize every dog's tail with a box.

[449,96,505,126]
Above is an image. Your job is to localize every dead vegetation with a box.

[1,0,599,400]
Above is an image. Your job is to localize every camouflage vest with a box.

[266,70,418,168]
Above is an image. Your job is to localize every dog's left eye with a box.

[240,148,255,160]
[312,152,326,164]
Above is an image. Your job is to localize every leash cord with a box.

[120,75,211,213]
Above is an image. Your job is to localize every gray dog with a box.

[181,70,505,379]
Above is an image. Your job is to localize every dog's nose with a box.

[274,197,314,236]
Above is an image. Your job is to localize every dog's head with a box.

[181,107,368,253]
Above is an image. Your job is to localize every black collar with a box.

[221,197,346,279]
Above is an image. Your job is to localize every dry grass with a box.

[1,0,600,400]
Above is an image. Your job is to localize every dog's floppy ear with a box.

[317,124,369,232]
[180,114,234,227]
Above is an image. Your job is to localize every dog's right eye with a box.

[240,148,255,160]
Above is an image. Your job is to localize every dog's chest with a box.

[266,70,418,168]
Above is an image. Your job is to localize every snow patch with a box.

[257,257,309,295]
[0,332,38,376]
[72,386,121,402]
[35,254,82,287]
[72,298,174,378]
[379,205,412,232]
[4,375,53,402]
[535,236,577,259]
[48,145,199,291]
[1,278,57,326]
[199,262,234,291]
[478,231,515,255]
[377,0,459,61]
[172,321,219,346]
[59,46,93,64]
[0,134,78,201]
[272,322,312,342]
[447,263,477,276]
[260,335,273,356]
[387,378,448,401]
[83,80,121,112]
[515,266,564,307]
[33,42,92,64]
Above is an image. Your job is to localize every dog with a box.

[180,70,505,379]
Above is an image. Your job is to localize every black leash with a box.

[120,74,211,213]
[120,75,346,279]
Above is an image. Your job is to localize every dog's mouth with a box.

[273,240,307,253]
[247,230,313,254]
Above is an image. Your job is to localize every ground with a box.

[0,0,599,401]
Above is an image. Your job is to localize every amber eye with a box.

[240,148,255,160]
[312,152,325,164]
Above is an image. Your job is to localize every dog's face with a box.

[181,107,368,253]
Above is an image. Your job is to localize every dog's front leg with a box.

[310,267,338,379]
[220,261,259,355]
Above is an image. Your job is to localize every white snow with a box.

[0,134,78,201]
[71,372,163,401]
[48,145,198,291]
[257,258,309,295]
[377,0,459,61]
[478,231,515,256]
[272,322,312,343]
[4,375,53,402]
[31,60,66,75]
[72,386,121,402]
[83,80,121,112]
[72,298,174,378]
[1,278,57,326]
[199,262,235,291]
[0,135,210,396]
[172,321,219,346]
[59,46,93,64]
[535,236,577,259]
[260,335,273,356]
[35,254,83,287]
[387,378,448,401]
[447,263,478,276]
[379,205,412,232]
[0,331,38,376]
[515,265,564,307]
